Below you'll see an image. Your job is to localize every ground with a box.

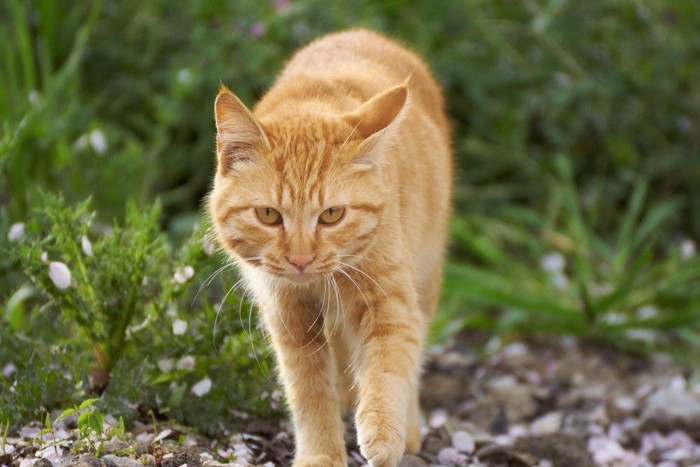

[4,332,700,466]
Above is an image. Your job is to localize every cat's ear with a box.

[214,85,269,173]
[343,85,408,138]
[342,84,409,166]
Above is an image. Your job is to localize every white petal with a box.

[81,235,93,256]
[157,358,174,373]
[152,429,172,444]
[49,261,72,289]
[541,252,565,273]
[8,222,25,242]
[41,251,49,263]
[173,266,195,283]
[191,377,212,397]
[2,363,17,377]
[681,239,696,258]
[172,319,187,335]
[89,129,107,155]
[176,355,195,371]
[177,68,193,85]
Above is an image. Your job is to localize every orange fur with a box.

[209,29,452,467]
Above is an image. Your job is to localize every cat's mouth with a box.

[278,270,322,284]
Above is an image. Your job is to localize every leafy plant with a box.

[440,155,700,356]
[14,194,171,390]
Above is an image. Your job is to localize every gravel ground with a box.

[3,332,699,466]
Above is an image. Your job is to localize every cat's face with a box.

[210,129,384,283]
[210,85,407,284]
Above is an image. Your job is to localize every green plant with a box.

[439,155,700,356]
[14,194,172,390]
[2,193,279,434]
[54,398,112,455]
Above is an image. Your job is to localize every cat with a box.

[209,29,452,467]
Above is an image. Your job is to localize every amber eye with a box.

[255,207,283,225]
[319,206,346,225]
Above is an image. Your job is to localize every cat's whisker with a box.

[337,119,362,154]
[276,305,301,348]
[306,277,327,333]
[303,274,340,359]
[334,266,372,315]
[336,260,391,304]
[190,262,235,309]
[298,277,329,351]
[214,277,246,354]
[246,290,274,384]
[329,273,342,339]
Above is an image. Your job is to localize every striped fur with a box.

[209,29,452,467]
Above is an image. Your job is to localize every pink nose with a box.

[287,255,315,272]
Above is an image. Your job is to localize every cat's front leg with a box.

[353,288,425,467]
[259,298,347,467]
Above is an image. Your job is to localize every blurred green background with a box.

[1,0,699,434]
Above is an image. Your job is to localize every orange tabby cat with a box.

[209,29,451,467]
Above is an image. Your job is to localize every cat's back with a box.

[256,29,448,136]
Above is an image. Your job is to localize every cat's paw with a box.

[357,416,405,467]
[293,454,346,467]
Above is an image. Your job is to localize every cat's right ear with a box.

[214,85,269,173]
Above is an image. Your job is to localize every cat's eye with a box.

[319,206,346,225]
[255,207,283,225]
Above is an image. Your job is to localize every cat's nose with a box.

[286,254,315,272]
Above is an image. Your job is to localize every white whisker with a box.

[336,260,391,303]
[299,276,329,351]
[334,266,372,314]
[214,277,245,354]
[190,262,235,309]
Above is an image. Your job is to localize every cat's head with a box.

[209,84,408,284]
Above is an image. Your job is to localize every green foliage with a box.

[440,156,700,358]
[1,194,278,434]
[15,194,168,372]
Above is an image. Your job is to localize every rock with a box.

[436,447,467,466]
[529,411,563,436]
[101,455,142,467]
[487,384,538,422]
[398,453,429,466]
[421,427,451,456]
[475,444,534,466]
[451,431,475,454]
[0,454,14,467]
[70,454,105,467]
[33,459,52,467]
[514,434,595,467]
[456,397,508,434]
[160,450,202,467]
[640,387,700,435]
[201,461,248,467]
[100,438,130,455]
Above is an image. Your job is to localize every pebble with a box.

[397,454,429,467]
[101,455,142,467]
[451,430,475,454]
[530,411,563,435]
[640,387,700,432]
[436,447,467,465]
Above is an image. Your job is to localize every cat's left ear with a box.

[342,84,409,166]
[214,85,269,174]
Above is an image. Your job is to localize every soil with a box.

[4,332,699,466]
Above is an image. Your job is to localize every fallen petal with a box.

[49,261,72,289]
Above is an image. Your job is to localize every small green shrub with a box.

[1,194,278,433]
